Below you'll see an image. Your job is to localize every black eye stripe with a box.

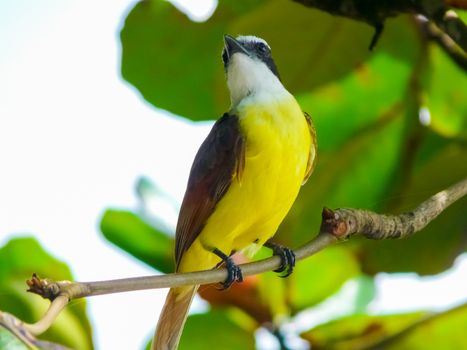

[257,43,268,53]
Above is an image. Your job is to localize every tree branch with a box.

[321,177,467,240]
[292,0,467,53]
[417,15,467,71]
[15,177,467,338]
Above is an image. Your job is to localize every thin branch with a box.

[417,15,467,70]
[23,295,69,335]
[320,177,467,240]
[292,0,467,53]
[20,177,467,337]
[0,309,71,349]
[426,9,467,51]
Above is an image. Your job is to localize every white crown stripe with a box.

[235,35,271,50]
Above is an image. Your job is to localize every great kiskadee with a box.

[152,35,317,349]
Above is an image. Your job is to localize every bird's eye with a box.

[256,43,268,55]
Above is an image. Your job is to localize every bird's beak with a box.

[224,35,250,59]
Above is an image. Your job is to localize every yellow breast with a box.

[178,95,311,273]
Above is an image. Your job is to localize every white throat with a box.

[226,54,288,107]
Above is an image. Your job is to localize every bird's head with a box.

[222,35,284,107]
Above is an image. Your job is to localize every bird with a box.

[152,34,317,350]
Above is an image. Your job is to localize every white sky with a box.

[0,1,465,349]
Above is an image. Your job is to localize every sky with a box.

[0,1,465,349]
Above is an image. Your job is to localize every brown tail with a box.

[151,285,199,350]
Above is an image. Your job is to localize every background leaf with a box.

[0,325,29,350]
[301,303,467,349]
[0,237,93,350]
[424,44,467,139]
[383,303,467,350]
[286,247,360,313]
[112,0,467,347]
[358,142,467,275]
[178,309,256,350]
[121,0,373,120]
[100,209,174,273]
[301,311,426,349]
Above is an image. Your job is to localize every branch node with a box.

[26,273,72,301]
[320,207,350,239]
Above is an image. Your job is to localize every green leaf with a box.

[347,275,377,314]
[121,0,228,121]
[100,209,175,273]
[0,237,93,350]
[286,247,360,313]
[0,313,72,350]
[384,304,467,349]
[423,44,467,139]
[297,42,413,152]
[301,311,426,349]
[302,304,467,349]
[228,0,373,92]
[278,16,419,246]
[0,324,29,350]
[120,0,374,121]
[358,141,467,275]
[178,309,256,350]
[280,104,406,247]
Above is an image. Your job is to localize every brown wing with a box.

[302,112,317,185]
[175,113,245,268]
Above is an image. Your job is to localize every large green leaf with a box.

[384,304,467,349]
[280,104,406,247]
[301,311,425,349]
[178,309,256,350]
[286,246,360,313]
[252,245,363,318]
[0,237,93,350]
[278,23,418,244]
[120,0,374,120]
[100,209,174,273]
[424,44,467,139]
[228,0,373,92]
[301,304,467,349]
[297,33,415,152]
[358,141,467,275]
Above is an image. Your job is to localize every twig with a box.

[292,0,467,52]
[23,295,69,335]
[320,177,467,240]
[417,15,467,70]
[426,9,467,51]
[21,177,467,337]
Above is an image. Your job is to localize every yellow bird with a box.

[152,35,317,349]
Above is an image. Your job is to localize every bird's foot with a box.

[213,248,243,290]
[264,241,295,278]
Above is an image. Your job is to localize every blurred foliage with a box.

[301,311,426,349]
[0,326,25,350]
[2,1,465,349]
[302,303,467,349]
[144,308,256,350]
[0,237,93,349]
[179,309,256,350]
[285,246,360,313]
[112,0,467,348]
[0,319,72,350]
[100,209,174,273]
